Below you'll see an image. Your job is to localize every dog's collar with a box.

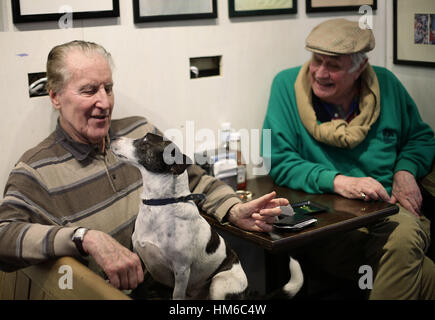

[142,193,206,206]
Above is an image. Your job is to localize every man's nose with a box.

[95,86,111,108]
[316,63,329,79]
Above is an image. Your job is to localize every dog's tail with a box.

[282,257,304,298]
[265,256,304,299]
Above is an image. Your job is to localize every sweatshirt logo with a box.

[382,129,397,143]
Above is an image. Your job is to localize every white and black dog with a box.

[111,133,303,299]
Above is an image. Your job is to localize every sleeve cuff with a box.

[53,227,80,257]
[318,170,340,193]
[214,197,242,224]
[394,159,419,178]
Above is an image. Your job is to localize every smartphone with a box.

[274,214,315,227]
[291,201,328,215]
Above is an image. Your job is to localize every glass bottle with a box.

[220,122,232,157]
[229,132,247,190]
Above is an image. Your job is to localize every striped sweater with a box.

[0,116,241,273]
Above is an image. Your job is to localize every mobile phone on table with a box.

[291,201,328,215]
[274,214,316,227]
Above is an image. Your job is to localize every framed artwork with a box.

[11,0,119,23]
[228,0,297,17]
[306,0,377,13]
[133,0,217,23]
[394,0,435,68]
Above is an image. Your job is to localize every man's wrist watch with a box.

[72,227,89,256]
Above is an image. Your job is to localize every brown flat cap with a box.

[305,18,375,56]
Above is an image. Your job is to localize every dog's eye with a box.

[133,138,146,149]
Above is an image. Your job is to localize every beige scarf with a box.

[294,61,380,149]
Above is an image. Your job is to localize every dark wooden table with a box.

[202,175,399,295]
[203,175,399,253]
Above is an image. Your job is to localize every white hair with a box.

[47,40,113,93]
[349,52,368,73]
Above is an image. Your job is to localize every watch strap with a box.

[72,227,89,257]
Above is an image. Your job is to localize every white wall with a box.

[0,0,432,191]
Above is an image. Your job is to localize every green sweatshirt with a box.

[262,65,435,194]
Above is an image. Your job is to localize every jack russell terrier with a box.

[111,132,303,299]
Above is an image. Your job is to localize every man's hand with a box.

[333,174,390,202]
[228,191,289,232]
[390,170,422,217]
[82,230,144,290]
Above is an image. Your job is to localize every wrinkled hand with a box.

[82,230,144,290]
[390,170,422,217]
[333,174,390,202]
[228,191,289,232]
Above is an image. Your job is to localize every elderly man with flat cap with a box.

[263,19,435,299]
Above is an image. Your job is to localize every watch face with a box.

[73,228,87,240]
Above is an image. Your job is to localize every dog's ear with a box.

[144,132,163,143]
[169,154,193,175]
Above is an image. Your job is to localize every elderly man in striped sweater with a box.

[0,41,286,291]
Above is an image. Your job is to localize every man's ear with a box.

[354,58,369,79]
[49,90,61,110]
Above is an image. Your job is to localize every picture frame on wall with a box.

[228,0,297,17]
[306,0,377,13]
[394,0,435,68]
[133,0,217,23]
[11,0,120,23]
